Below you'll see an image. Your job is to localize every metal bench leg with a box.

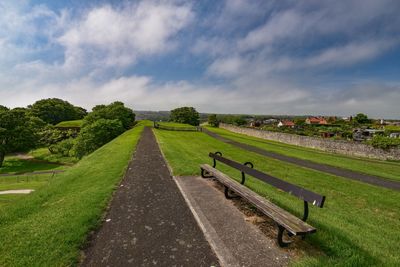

[224,186,238,199]
[200,168,214,178]
[277,225,292,247]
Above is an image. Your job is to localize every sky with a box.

[0,0,399,118]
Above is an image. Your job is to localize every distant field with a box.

[0,123,144,266]
[55,120,83,128]
[206,126,400,181]
[158,122,196,127]
[155,129,400,266]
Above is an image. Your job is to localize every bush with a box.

[73,119,125,158]
[49,138,76,156]
[208,114,219,127]
[368,135,400,149]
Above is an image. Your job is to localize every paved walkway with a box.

[82,127,218,266]
[175,176,290,267]
[203,129,400,191]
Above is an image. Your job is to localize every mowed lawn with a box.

[206,127,400,182]
[155,129,400,266]
[0,174,53,208]
[0,124,144,266]
[0,157,65,174]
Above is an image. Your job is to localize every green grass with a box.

[29,147,79,165]
[206,126,400,182]
[154,129,400,266]
[0,123,144,266]
[158,122,194,127]
[55,120,83,128]
[0,157,65,174]
[0,174,52,208]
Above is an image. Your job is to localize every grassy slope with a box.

[55,120,83,128]
[206,127,400,181]
[0,124,144,266]
[155,129,400,266]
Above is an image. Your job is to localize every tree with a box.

[170,107,199,126]
[0,105,8,112]
[84,101,135,130]
[28,98,87,125]
[208,114,219,127]
[73,119,125,158]
[354,113,371,124]
[0,109,45,167]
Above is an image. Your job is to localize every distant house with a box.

[390,133,400,138]
[278,120,295,128]
[263,118,277,124]
[305,116,328,125]
[249,120,261,127]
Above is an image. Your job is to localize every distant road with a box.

[203,129,400,191]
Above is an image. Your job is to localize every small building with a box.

[263,118,277,124]
[278,120,295,128]
[390,133,400,138]
[353,129,384,141]
[305,117,328,125]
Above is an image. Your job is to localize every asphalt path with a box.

[82,127,219,266]
[203,129,400,191]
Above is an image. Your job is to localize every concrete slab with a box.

[0,189,34,195]
[174,176,290,267]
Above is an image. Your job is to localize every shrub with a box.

[368,135,400,149]
[73,119,125,158]
[208,114,219,127]
[49,138,76,156]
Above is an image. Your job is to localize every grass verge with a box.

[155,129,400,266]
[206,126,400,181]
[0,123,144,266]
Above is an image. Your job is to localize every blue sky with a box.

[0,0,399,118]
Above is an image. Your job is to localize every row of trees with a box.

[0,99,135,167]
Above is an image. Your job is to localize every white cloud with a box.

[58,1,193,68]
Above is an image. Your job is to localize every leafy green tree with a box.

[0,109,45,167]
[28,98,87,125]
[170,107,200,126]
[73,119,125,158]
[208,114,219,127]
[0,105,9,112]
[84,101,135,130]
[354,113,371,124]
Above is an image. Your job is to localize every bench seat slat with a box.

[201,164,316,235]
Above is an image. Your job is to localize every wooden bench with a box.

[200,152,326,247]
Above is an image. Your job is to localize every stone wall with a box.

[220,123,400,160]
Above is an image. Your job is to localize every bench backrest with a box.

[209,152,325,208]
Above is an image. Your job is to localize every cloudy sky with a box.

[1,0,399,118]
